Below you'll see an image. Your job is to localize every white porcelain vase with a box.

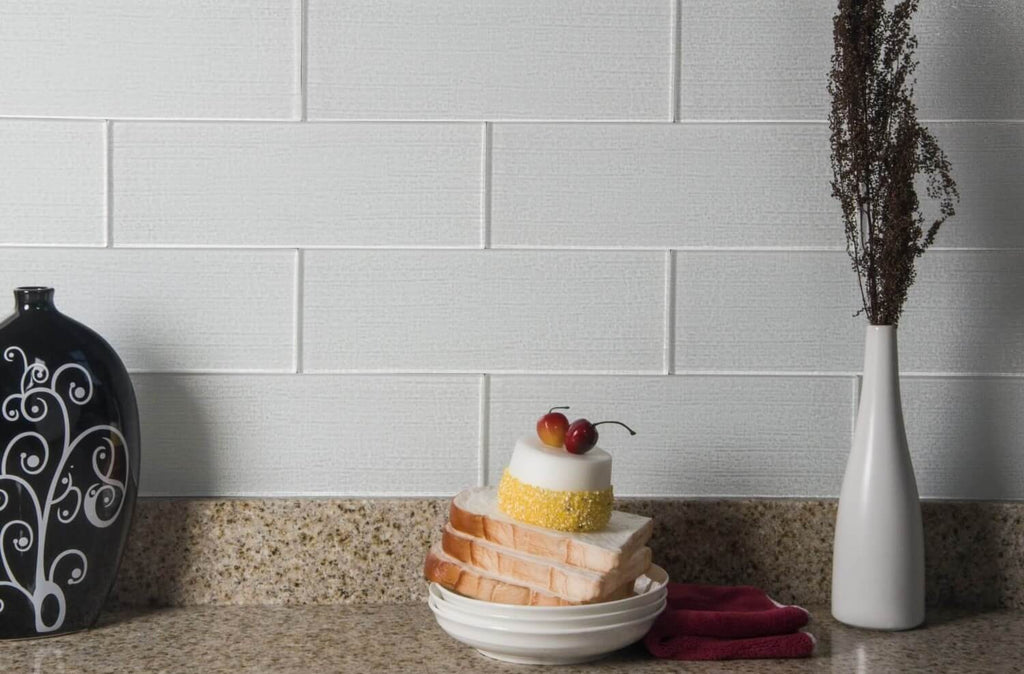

[832,325,924,630]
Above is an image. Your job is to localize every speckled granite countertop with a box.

[110,498,1024,609]
[1,604,1020,673]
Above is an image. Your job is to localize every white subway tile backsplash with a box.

[905,376,1024,497]
[307,0,672,120]
[926,124,1024,249]
[303,250,665,373]
[0,2,1018,500]
[675,252,862,373]
[900,251,1024,374]
[489,375,852,497]
[902,377,1024,500]
[0,249,294,372]
[677,251,1024,375]
[113,123,482,247]
[0,0,296,119]
[679,0,1024,120]
[491,124,838,248]
[913,1,1024,120]
[133,374,480,496]
[0,121,104,245]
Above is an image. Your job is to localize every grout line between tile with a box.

[104,120,113,247]
[478,374,490,487]
[121,369,1024,379]
[670,0,681,123]
[3,116,1024,125]
[4,243,1022,253]
[664,250,676,374]
[298,0,308,121]
[481,122,492,249]
[0,244,108,250]
[293,249,304,373]
[128,369,300,376]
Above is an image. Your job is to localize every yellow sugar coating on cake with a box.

[497,469,613,532]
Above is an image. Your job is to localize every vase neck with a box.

[862,325,899,386]
[14,287,56,314]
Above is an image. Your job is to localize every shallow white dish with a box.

[429,590,667,632]
[428,593,665,665]
[428,581,667,630]
[434,563,668,619]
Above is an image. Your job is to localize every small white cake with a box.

[497,435,614,532]
[506,435,612,492]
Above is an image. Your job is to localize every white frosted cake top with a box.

[506,435,612,492]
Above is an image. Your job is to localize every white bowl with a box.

[433,563,669,619]
[428,594,665,665]
[429,582,667,622]
[428,584,667,629]
[429,590,667,632]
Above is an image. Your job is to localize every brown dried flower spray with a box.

[829,0,959,326]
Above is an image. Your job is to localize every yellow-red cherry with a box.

[536,406,571,447]
[564,419,636,455]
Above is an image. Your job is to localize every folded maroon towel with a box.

[660,583,811,638]
[646,632,816,661]
[644,583,815,661]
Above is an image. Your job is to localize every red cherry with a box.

[536,406,571,447]
[564,419,636,455]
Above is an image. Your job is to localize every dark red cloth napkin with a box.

[644,583,815,661]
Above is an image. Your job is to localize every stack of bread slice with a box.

[425,486,654,606]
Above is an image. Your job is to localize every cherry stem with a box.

[547,406,570,414]
[593,421,636,436]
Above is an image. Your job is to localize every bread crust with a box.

[424,545,576,606]
[449,492,653,574]
[424,544,637,607]
[441,524,651,603]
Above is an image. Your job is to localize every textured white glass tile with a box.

[133,374,480,496]
[0,121,104,245]
[0,249,294,371]
[489,374,852,497]
[0,0,296,119]
[303,250,665,373]
[925,124,1024,249]
[492,123,837,248]
[678,0,832,120]
[913,0,1024,120]
[678,0,1024,120]
[308,0,672,120]
[676,251,1024,375]
[675,251,862,372]
[900,251,1024,374]
[902,376,1024,500]
[113,123,481,247]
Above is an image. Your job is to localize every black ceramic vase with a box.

[0,287,139,638]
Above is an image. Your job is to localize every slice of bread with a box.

[424,543,635,606]
[449,486,653,574]
[441,523,651,603]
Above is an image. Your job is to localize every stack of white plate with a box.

[427,564,669,665]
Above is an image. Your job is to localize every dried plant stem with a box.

[829,0,958,326]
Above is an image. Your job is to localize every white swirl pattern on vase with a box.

[0,346,129,633]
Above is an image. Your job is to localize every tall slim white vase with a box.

[832,325,925,630]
